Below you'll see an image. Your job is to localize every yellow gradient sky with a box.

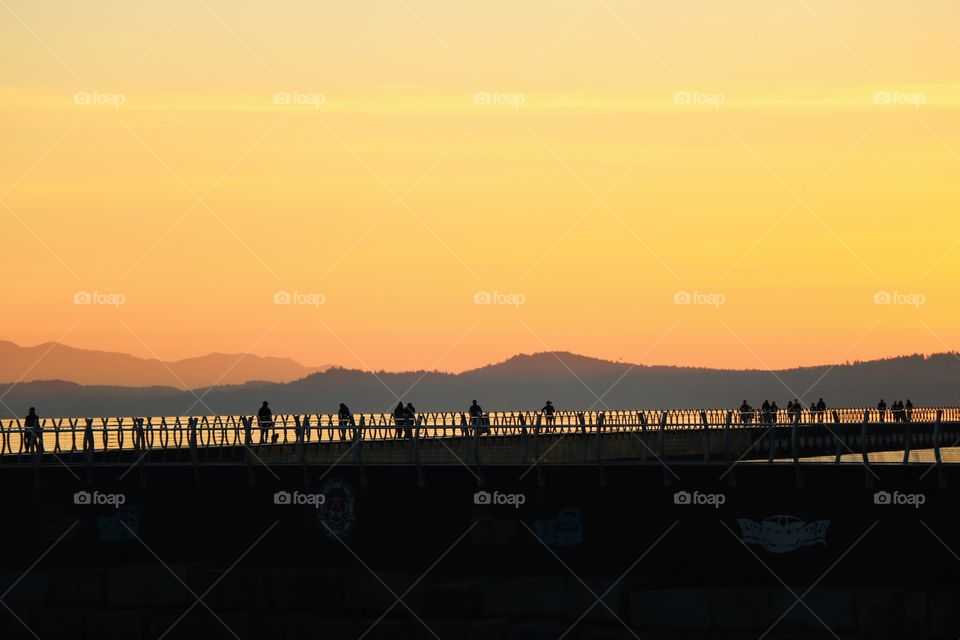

[2,0,960,372]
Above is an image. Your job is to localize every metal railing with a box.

[2,407,958,463]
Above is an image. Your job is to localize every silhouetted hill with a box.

[0,341,327,389]
[2,352,959,417]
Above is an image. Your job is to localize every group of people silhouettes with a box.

[738,398,827,424]
[250,398,559,443]
[17,395,925,453]
[877,398,913,423]
[738,397,916,425]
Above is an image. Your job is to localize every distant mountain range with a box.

[0,340,327,389]
[2,348,959,417]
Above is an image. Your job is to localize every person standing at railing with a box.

[404,403,417,439]
[257,401,274,444]
[892,400,903,423]
[877,399,887,422]
[337,403,354,443]
[542,401,555,432]
[789,399,802,423]
[905,399,913,423]
[393,401,406,439]
[760,400,771,424]
[816,398,826,423]
[469,400,484,435]
[769,401,779,425]
[24,407,43,454]
[738,400,753,424]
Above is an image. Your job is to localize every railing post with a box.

[859,410,869,464]
[658,411,667,459]
[933,409,943,466]
[580,412,588,462]
[355,416,366,487]
[700,411,710,462]
[902,413,911,464]
[415,415,423,486]
[723,411,733,462]
[473,413,482,479]
[860,410,873,486]
[935,409,945,488]
[659,411,670,486]
[134,418,145,452]
[83,418,95,484]
[520,414,528,464]
[791,410,800,465]
[832,410,842,464]
[639,412,648,464]
[188,417,198,475]
[241,416,253,446]
[767,415,777,463]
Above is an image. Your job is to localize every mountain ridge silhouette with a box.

[2,349,958,417]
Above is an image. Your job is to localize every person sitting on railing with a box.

[738,400,753,424]
[816,398,827,423]
[393,401,406,439]
[905,399,913,423]
[404,403,417,439]
[877,398,887,422]
[337,403,354,443]
[257,401,274,444]
[542,401,555,432]
[24,407,42,453]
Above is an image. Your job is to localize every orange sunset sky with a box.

[2,0,960,373]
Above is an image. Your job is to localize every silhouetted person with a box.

[769,401,779,425]
[393,401,406,439]
[542,401,555,431]
[761,400,771,424]
[816,398,826,423]
[892,400,903,423]
[24,407,42,453]
[905,399,913,422]
[739,400,753,424]
[877,399,887,422]
[337,403,354,443]
[404,402,417,439]
[791,399,802,422]
[257,401,273,444]
[469,400,484,434]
